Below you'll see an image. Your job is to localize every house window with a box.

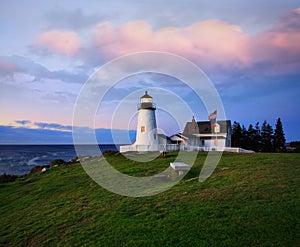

[201,140,205,146]
[154,134,156,139]
[141,126,145,133]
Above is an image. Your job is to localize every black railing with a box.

[137,102,156,109]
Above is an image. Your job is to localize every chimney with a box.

[192,116,196,130]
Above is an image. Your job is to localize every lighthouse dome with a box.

[140,91,153,103]
[138,91,156,110]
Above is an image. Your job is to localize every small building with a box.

[169,133,188,145]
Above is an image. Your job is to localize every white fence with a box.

[120,144,182,153]
[120,144,254,153]
[224,147,255,153]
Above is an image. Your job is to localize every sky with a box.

[0,0,300,144]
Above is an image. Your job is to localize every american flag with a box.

[208,110,217,120]
[208,110,217,127]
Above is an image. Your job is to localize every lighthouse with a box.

[120,91,160,152]
[135,91,158,149]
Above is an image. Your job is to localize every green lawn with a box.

[1,152,299,246]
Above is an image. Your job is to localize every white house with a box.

[181,116,232,151]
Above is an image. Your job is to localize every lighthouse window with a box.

[141,126,145,133]
[141,98,152,103]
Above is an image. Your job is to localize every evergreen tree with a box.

[247,124,256,150]
[232,121,242,147]
[267,123,274,152]
[273,117,286,152]
[253,122,261,152]
[261,120,274,152]
[240,125,248,149]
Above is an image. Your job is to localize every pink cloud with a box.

[92,19,250,69]
[93,21,152,56]
[32,30,80,56]
[294,8,300,15]
[0,61,18,75]
[29,8,300,75]
[248,8,300,74]
[90,8,300,74]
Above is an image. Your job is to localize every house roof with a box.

[170,133,189,141]
[183,120,231,137]
[158,133,171,140]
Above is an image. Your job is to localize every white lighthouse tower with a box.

[120,91,160,152]
[135,91,158,149]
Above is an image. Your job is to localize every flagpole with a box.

[209,110,217,151]
[215,125,217,150]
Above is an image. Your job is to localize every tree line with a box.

[231,117,286,152]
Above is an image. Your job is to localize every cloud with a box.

[90,19,250,69]
[0,57,84,125]
[0,55,49,81]
[0,125,73,144]
[32,30,81,56]
[83,8,300,75]
[5,120,57,130]
[0,55,87,84]
[0,121,136,144]
[295,8,300,15]
[1,120,34,129]
[27,8,300,77]
[34,122,73,132]
[0,61,18,76]
[45,8,101,30]
[0,120,72,132]
[247,8,300,75]
[15,120,31,125]
[277,7,300,31]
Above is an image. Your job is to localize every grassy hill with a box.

[1,152,299,246]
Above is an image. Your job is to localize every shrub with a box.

[0,173,18,183]
[102,150,119,157]
[50,159,66,167]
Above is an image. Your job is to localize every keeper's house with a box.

[179,116,232,151]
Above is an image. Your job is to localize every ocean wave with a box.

[27,157,40,166]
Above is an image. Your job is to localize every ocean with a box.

[0,144,119,175]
